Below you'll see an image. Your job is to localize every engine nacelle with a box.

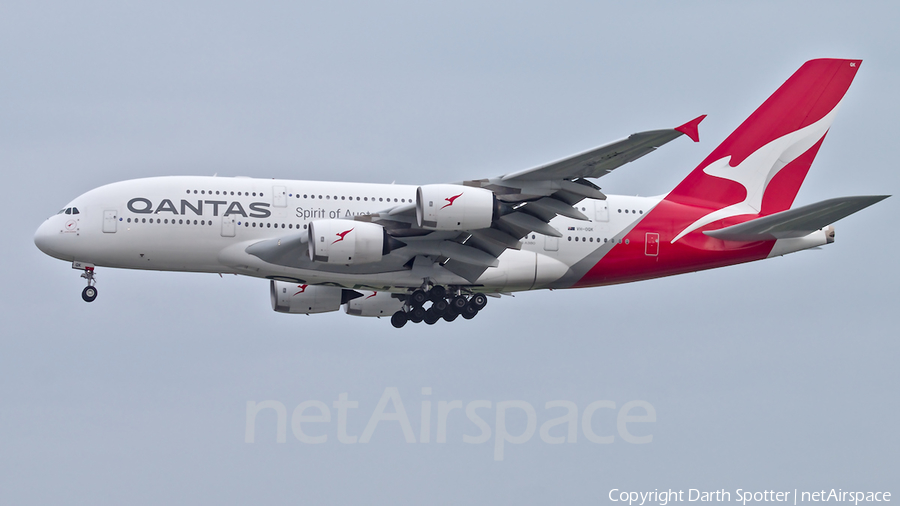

[308,220,387,265]
[416,184,495,231]
[270,280,343,314]
[345,291,405,317]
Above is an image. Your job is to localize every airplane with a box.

[34,58,888,328]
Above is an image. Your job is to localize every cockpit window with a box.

[57,209,65,215]
[65,208,72,215]
[72,207,79,215]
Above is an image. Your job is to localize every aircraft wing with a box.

[703,195,889,241]
[500,115,705,182]
[347,116,707,283]
[245,117,707,284]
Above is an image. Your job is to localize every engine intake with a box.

[416,184,495,231]
[308,220,388,264]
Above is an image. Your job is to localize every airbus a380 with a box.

[34,59,888,328]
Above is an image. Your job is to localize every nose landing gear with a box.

[390,286,487,328]
[77,263,98,303]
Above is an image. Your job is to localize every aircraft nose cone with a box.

[34,219,63,258]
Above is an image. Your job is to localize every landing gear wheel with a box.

[443,312,459,322]
[79,266,97,303]
[429,285,446,301]
[431,298,448,316]
[470,293,488,310]
[410,306,427,323]
[461,302,478,319]
[424,309,440,325]
[451,295,468,312]
[391,311,408,329]
[410,290,428,307]
[82,286,98,303]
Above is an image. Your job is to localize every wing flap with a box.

[527,197,590,220]
[498,212,563,238]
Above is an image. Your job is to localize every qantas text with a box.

[127,198,271,218]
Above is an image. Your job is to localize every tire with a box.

[410,290,428,307]
[461,302,478,319]
[471,293,488,310]
[390,311,408,328]
[428,285,446,301]
[451,295,468,312]
[410,306,426,323]
[432,299,448,316]
[82,286,98,303]
[443,312,459,322]
[424,309,440,325]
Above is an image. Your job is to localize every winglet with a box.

[675,115,706,142]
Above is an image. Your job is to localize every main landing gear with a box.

[390,287,488,328]
[80,265,98,303]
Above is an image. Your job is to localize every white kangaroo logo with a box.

[671,100,843,243]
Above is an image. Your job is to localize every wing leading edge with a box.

[500,115,706,183]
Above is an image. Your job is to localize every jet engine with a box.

[416,184,496,231]
[270,280,359,314]
[308,220,388,265]
[345,291,405,317]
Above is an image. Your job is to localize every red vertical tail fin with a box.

[667,59,861,242]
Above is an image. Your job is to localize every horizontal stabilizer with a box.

[704,195,889,241]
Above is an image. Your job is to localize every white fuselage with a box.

[34,176,659,292]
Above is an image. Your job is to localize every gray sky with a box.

[2,1,897,504]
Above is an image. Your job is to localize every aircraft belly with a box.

[216,241,470,289]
